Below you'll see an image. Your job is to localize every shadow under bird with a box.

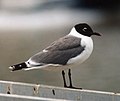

[9,23,101,89]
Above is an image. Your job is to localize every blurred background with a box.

[0,0,120,92]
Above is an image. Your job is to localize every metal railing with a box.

[0,80,120,101]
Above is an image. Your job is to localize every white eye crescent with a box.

[83,27,87,32]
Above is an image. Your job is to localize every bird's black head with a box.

[74,23,101,37]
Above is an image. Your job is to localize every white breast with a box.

[67,28,93,65]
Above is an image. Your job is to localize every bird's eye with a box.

[19,65,22,67]
[83,27,87,32]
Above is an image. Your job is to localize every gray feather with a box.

[29,35,85,65]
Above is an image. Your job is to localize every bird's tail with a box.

[9,62,28,71]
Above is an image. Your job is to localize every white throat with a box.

[67,27,94,65]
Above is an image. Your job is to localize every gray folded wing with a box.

[29,35,85,65]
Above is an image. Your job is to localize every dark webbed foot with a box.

[67,69,82,89]
[62,69,82,89]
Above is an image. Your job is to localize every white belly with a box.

[67,36,93,65]
[25,36,93,71]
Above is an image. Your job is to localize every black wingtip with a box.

[9,62,27,71]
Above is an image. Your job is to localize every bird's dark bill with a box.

[93,32,101,36]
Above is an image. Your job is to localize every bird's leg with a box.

[62,70,67,87]
[68,69,73,87]
[68,69,82,89]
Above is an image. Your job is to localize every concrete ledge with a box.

[0,80,120,101]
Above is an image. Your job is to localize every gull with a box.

[9,23,101,89]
